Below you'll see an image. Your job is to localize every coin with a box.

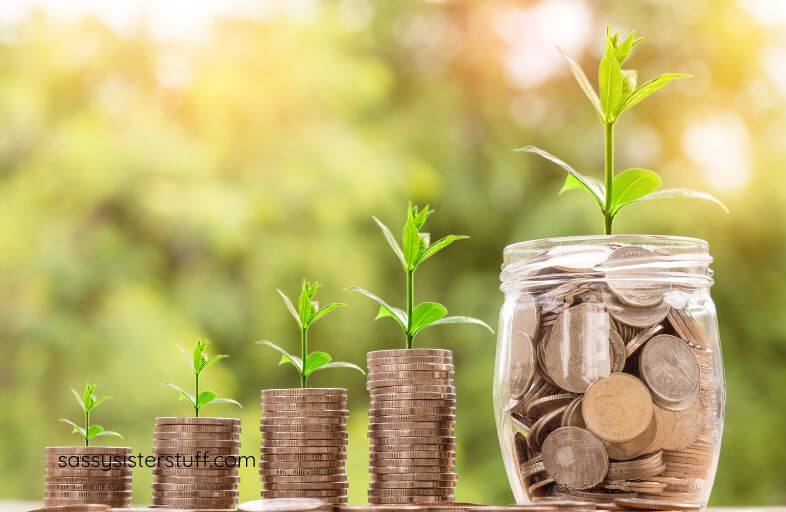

[154,432,241,441]
[602,412,657,461]
[367,349,452,359]
[260,468,346,476]
[238,498,331,512]
[370,400,456,409]
[370,392,457,401]
[547,244,612,273]
[262,388,346,397]
[543,303,612,393]
[261,416,346,425]
[154,439,241,448]
[603,289,670,328]
[262,490,346,498]
[368,385,456,395]
[155,417,240,426]
[261,405,348,414]
[639,335,700,408]
[583,373,654,443]
[367,357,455,367]
[369,407,455,417]
[29,506,111,512]
[613,497,701,510]
[372,473,458,482]
[155,424,241,433]
[368,363,456,372]
[370,450,455,459]
[604,246,667,307]
[541,427,608,490]
[663,401,705,450]
[625,324,663,357]
[258,423,346,432]
[262,438,347,448]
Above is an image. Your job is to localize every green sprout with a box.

[59,383,123,447]
[517,27,728,234]
[259,279,365,388]
[347,202,493,350]
[165,338,242,417]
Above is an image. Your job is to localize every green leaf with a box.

[178,346,194,371]
[375,305,407,322]
[621,69,637,101]
[209,397,242,408]
[85,425,104,440]
[92,430,123,440]
[402,218,422,270]
[196,391,217,409]
[410,302,448,335]
[59,418,86,438]
[559,174,607,210]
[308,361,366,376]
[617,73,691,116]
[416,235,469,267]
[373,215,406,269]
[303,351,332,376]
[199,354,228,374]
[164,382,196,407]
[298,280,320,327]
[277,289,302,328]
[345,286,407,333]
[614,31,642,64]
[557,47,603,119]
[192,339,209,374]
[422,315,495,333]
[70,388,85,411]
[516,146,605,206]
[610,168,663,214]
[82,384,95,411]
[307,303,346,327]
[257,340,304,373]
[89,395,112,412]
[622,188,729,213]
[598,37,624,121]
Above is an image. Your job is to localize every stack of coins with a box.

[44,447,132,508]
[260,388,349,505]
[238,498,333,512]
[501,244,723,506]
[151,417,241,510]
[367,348,458,505]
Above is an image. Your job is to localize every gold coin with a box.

[583,373,654,443]
[662,401,705,450]
[613,497,701,511]
[29,506,110,512]
[261,388,346,396]
[262,439,347,448]
[261,446,346,454]
[155,424,241,433]
[155,417,240,426]
[263,482,348,491]
[368,385,456,395]
[367,349,452,359]
[368,363,456,373]
[369,407,455,416]
[262,490,346,498]
[370,392,457,401]
[603,413,657,461]
[259,468,345,477]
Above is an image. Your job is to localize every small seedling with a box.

[59,383,122,447]
[517,27,727,234]
[165,338,241,417]
[259,279,364,388]
[347,203,493,349]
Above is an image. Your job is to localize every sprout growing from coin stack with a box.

[256,280,363,505]
[46,384,132,508]
[494,27,726,510]
[346,203,493,505]
[152,339,242,510]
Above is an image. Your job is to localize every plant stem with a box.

[84,410,90,447]
[195,372,199,417]
[604,121,615,235]
[300,327,308,388]
[406,269,414,350]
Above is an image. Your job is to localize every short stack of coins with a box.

[367,348,458,505]
[44,447,132,508]
[260,388,349,505]
[151,417,240,510]
[502,244,723,506]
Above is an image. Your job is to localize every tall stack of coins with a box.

[151,417,240,510]
[260,388,349,505]
[367,348,458,505]
[44,447,132,508]
[496,242,724,507]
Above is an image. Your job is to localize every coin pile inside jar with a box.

[151,417,240,510]
[505,245,721,505]
[44,447,132,508]
[260,388,349,505]
[367,349,458,505]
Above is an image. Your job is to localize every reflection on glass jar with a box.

[493,235,725,507]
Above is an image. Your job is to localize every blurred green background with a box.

[1,0,785,506]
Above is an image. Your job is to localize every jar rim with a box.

[504,234,708,260]
[500,234,713,289]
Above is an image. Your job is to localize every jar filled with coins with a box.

[493,235,725,508]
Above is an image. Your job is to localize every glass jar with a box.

[493,235,725,507]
